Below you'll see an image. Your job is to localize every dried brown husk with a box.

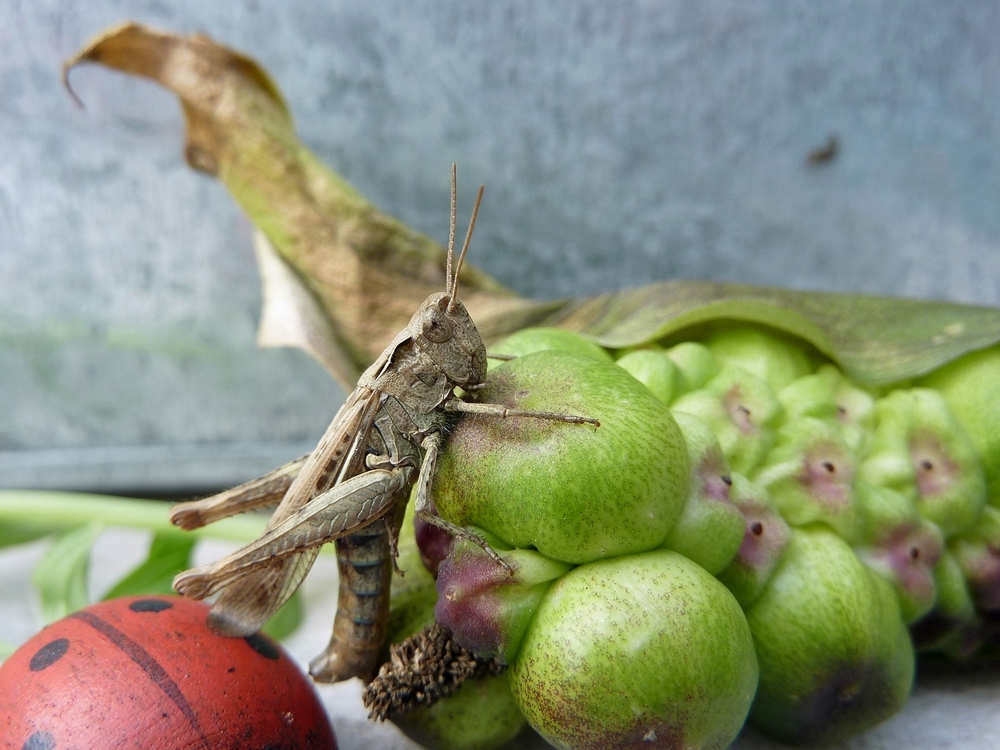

[66,23,1000,388]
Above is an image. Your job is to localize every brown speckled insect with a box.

[170,166,597,684]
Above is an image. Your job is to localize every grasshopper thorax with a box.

[408,291,487,389]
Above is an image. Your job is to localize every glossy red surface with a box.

[0,596,337,749]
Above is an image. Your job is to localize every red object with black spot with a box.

[0,596,337,749]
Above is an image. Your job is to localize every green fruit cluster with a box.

[385,327,1000,750]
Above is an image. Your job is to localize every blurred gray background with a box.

[3,1,999,493]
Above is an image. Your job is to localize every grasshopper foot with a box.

[172,567,223,600]
[169,503,208,530]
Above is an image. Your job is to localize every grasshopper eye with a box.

[422,308,454,343]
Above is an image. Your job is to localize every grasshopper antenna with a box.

[448,182,485,312]
[446,163,457,297]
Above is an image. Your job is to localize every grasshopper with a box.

[170,166,598,683]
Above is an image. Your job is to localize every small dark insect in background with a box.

[807,135,839,166]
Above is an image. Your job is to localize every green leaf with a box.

[0,491,269,542]
[0,520,54,549]
[261,589,305,641]
[261,589,304,641]
[553,281,1000,386]
[32,522,104,623]
[103,533,196,600]
[66,23,554,391]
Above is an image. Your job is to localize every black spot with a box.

[29,639,69,672]
[129,599,173,613]
[244,633,280,660]
[822,461,836,473]
[228,666,237,673]
[751,522,764,537]
[721,475,732,486]
[22,731,56,750]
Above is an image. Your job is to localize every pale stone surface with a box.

[2,1,999,489]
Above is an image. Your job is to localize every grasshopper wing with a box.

[191,386,381,636]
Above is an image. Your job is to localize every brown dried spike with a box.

[362,623,505,721]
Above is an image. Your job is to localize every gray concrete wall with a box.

[3,1,999,491]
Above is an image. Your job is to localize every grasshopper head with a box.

[409,291,487,388]
[410,165,489,388]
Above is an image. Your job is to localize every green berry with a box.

[661,412,745,574]
[746,527,914,744]
[702,324,814,392]
[510,550,758,750]
[490,327,614,362]
[752,417,862,542]
[920,344,1000,507]
[664,341,720,393]
[615,349,682,405]
[435,351,689,564]
[860,389,986,537]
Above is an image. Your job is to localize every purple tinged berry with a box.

[909,551,976,652]
[746,528,914,745]
[435,529,571,665]
[860,389,986,538]
[854,481,944,622]
[385,506,529,750]
[716,473,792,608]
[752,417,862,542]
[414,514,453,577]
[855,518,943,623]
[920,344,1000,508]
[672,364,784,474]
[950,506,1000,612]
[661,412,745,574]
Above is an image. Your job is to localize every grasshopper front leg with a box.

[416,400,598,572]
[444,398,600,427]
[173,463,414,600]
[413,432,515,574]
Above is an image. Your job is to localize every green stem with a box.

[0,490,266,543]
